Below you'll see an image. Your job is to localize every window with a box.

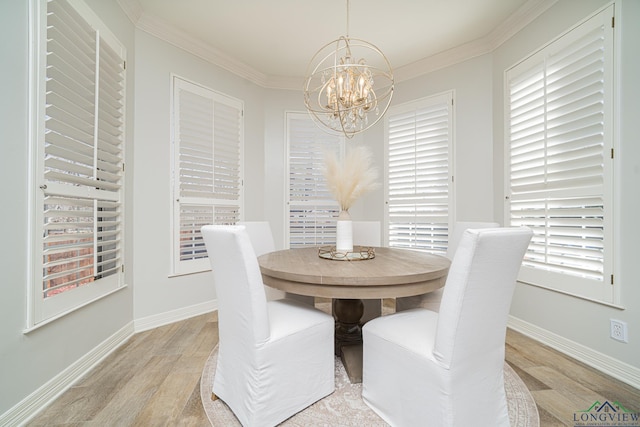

[30,0,126,326]
[385,92,454,254]
[505,5,614,303]
[171,77,244,275]
[286,112,342,247]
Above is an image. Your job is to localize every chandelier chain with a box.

[346,0,350,37]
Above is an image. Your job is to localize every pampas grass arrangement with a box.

[323,146,379,212]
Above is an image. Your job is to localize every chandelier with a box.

[303,0,394,138]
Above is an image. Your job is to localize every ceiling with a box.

[121,0,555,87]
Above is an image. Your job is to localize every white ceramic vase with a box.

[336,210,353,253]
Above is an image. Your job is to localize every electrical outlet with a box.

[610,319,628,343]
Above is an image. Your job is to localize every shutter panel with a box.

[287,113,341,248]
[387,94,452,253]
[172,78,243,274]
[41,0,125,303]
[507,6,613,301]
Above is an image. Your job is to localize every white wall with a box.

[0,0,136,417]
[493,0,640,375]
[131,29,267,321]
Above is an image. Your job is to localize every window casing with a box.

[505,5,614,303]
[171,77,244,275]
[30,0,126,327]
[286,112,343,248]
[384,92,454,254]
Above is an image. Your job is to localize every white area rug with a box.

[200,346,539,426]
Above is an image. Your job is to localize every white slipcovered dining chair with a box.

[237,221,285,300]
[201,225,335,427]
[445,221,501,259]
[362,227,532,427]
[396,221,500,312]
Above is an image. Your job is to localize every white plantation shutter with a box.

[33,0,126,325]
[286,113,342,247]
[506,5,614,302]
[172,77,243,274]
[385,93,453,254]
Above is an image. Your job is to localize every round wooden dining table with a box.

[258,246,450,358]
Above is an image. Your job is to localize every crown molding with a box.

[394,37,493,83]
[136,13,269,86]
[116,0,559,90]
[264,75,305,91]
[394,0,558,83]
[487,0,558,50]
[136,12,302,90]
[135,11,270,87]
[116,0,143,25]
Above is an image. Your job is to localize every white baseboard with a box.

[133,300,217,333]
[508,315,640,389]
[0,322,135,427]
[0,301,219,427]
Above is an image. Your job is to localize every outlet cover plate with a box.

[610,319,628,343]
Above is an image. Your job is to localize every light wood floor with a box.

[27,310,640,426]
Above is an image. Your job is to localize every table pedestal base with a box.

[331,297,397,383]
[340,343,364,383]
[332,298,364,356]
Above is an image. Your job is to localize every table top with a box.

[258,246,451,299]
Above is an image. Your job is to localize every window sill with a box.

[518,280,625,310]
[23,284,129,334]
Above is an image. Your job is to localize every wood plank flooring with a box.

[505,328,640,426]
[27,311,640,426]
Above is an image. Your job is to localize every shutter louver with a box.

[41,0,125,302]
[507,7,613,301]
[387,95,451,253]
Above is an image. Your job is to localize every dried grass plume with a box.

[323,146,379,212]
